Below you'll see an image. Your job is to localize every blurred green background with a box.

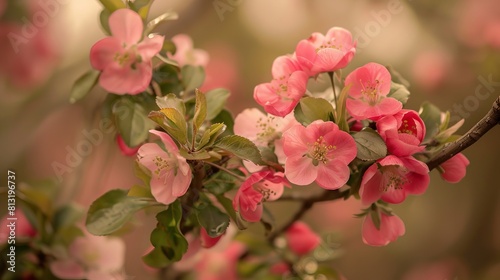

[1,0,500,279]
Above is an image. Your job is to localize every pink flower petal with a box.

[109,9,143,45]
[99,61,152,94]
[286,222,321,256]
[149,130,179,153]
[285,156,317,186]
[316,160,350,190]
[137,35,165,61]
[439,153,470,183]
[50,260,86,279]
[362,213,405,246]
[90,37,122,71]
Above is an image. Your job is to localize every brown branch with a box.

[267,96,500,245]
[426,96,500,170]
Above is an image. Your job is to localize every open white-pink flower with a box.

[50,234,125,280]
[168,34,209,67]
[137,130,192,205]
[90,9,164,94]
[282,120,357,189]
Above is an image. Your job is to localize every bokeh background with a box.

[1,0,500,279]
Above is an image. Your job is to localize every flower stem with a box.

[203,160,246,181]
[328,71,338,107]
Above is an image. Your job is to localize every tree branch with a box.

[267,96,500,245]
[426,96,500,170]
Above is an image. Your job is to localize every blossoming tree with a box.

[1,0,499,279]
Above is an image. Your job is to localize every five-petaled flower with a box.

[282,120,357,189]
[253,55,309,117]
[359,155,430,205]
[295,27,357,76]
[137,130,192,205]
[345,62,402,121]
[362,212,405,246]
[90,9,164,94]
[233,170,288,222]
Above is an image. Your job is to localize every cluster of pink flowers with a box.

[247,27,470,247]
[254,27,356,117]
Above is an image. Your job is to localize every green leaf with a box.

[352,128,387,161]
[99,8,112,35]
[148,108,188,144]
[53,204,84,232]
[153,64,182,94]
[214,135,264,165]
[205,88,231,120]
[216,195,247,230]
[336,85,351,132]
[197,123,226,149]
[179,149,211,160]
[128,0,154,21]
[370,208,381,230]
[86,189,154,235]
[112,97,155,147]
[161,40,176,55]
[69,70,100,104]
[388,82,410,105]
[145,11,179,34]
[298,97,334,125]
[196,203,230,238]
[419,102,442,143]
[205,171,238,195]
[260,206,274,236]
[211,109,234,137]
[128,185,153,198]
[193,89,207,134]
[144,201,188,268]
[181,65,205,92]
[386,66,410,87]
[436,118,464,143]
[156,93,186,115]
[98,0,126,12]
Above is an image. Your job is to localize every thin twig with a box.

[426,96,500,170]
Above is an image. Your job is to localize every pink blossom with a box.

[90,9,164,94]
[0,24,58,89]
[168,34,209,67]
[50,234,125,279]
[137,130,192,205]
[233,170,288,222]
[439,153,470,183]
[345,63,402,121]
[253,55,309,117]
[411,50,451,90]
[234,108,299,171]
[116,134,140,156]
[194,241,246,280]
[0,211,36,244]
[295,27,356,76]
[376,109,426,157]
[359,155,430,205]
[270,262,290,275]
[200,227,223,249]
[362,212,405,246]
[282,120,357,189]
[285,222,321,256]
